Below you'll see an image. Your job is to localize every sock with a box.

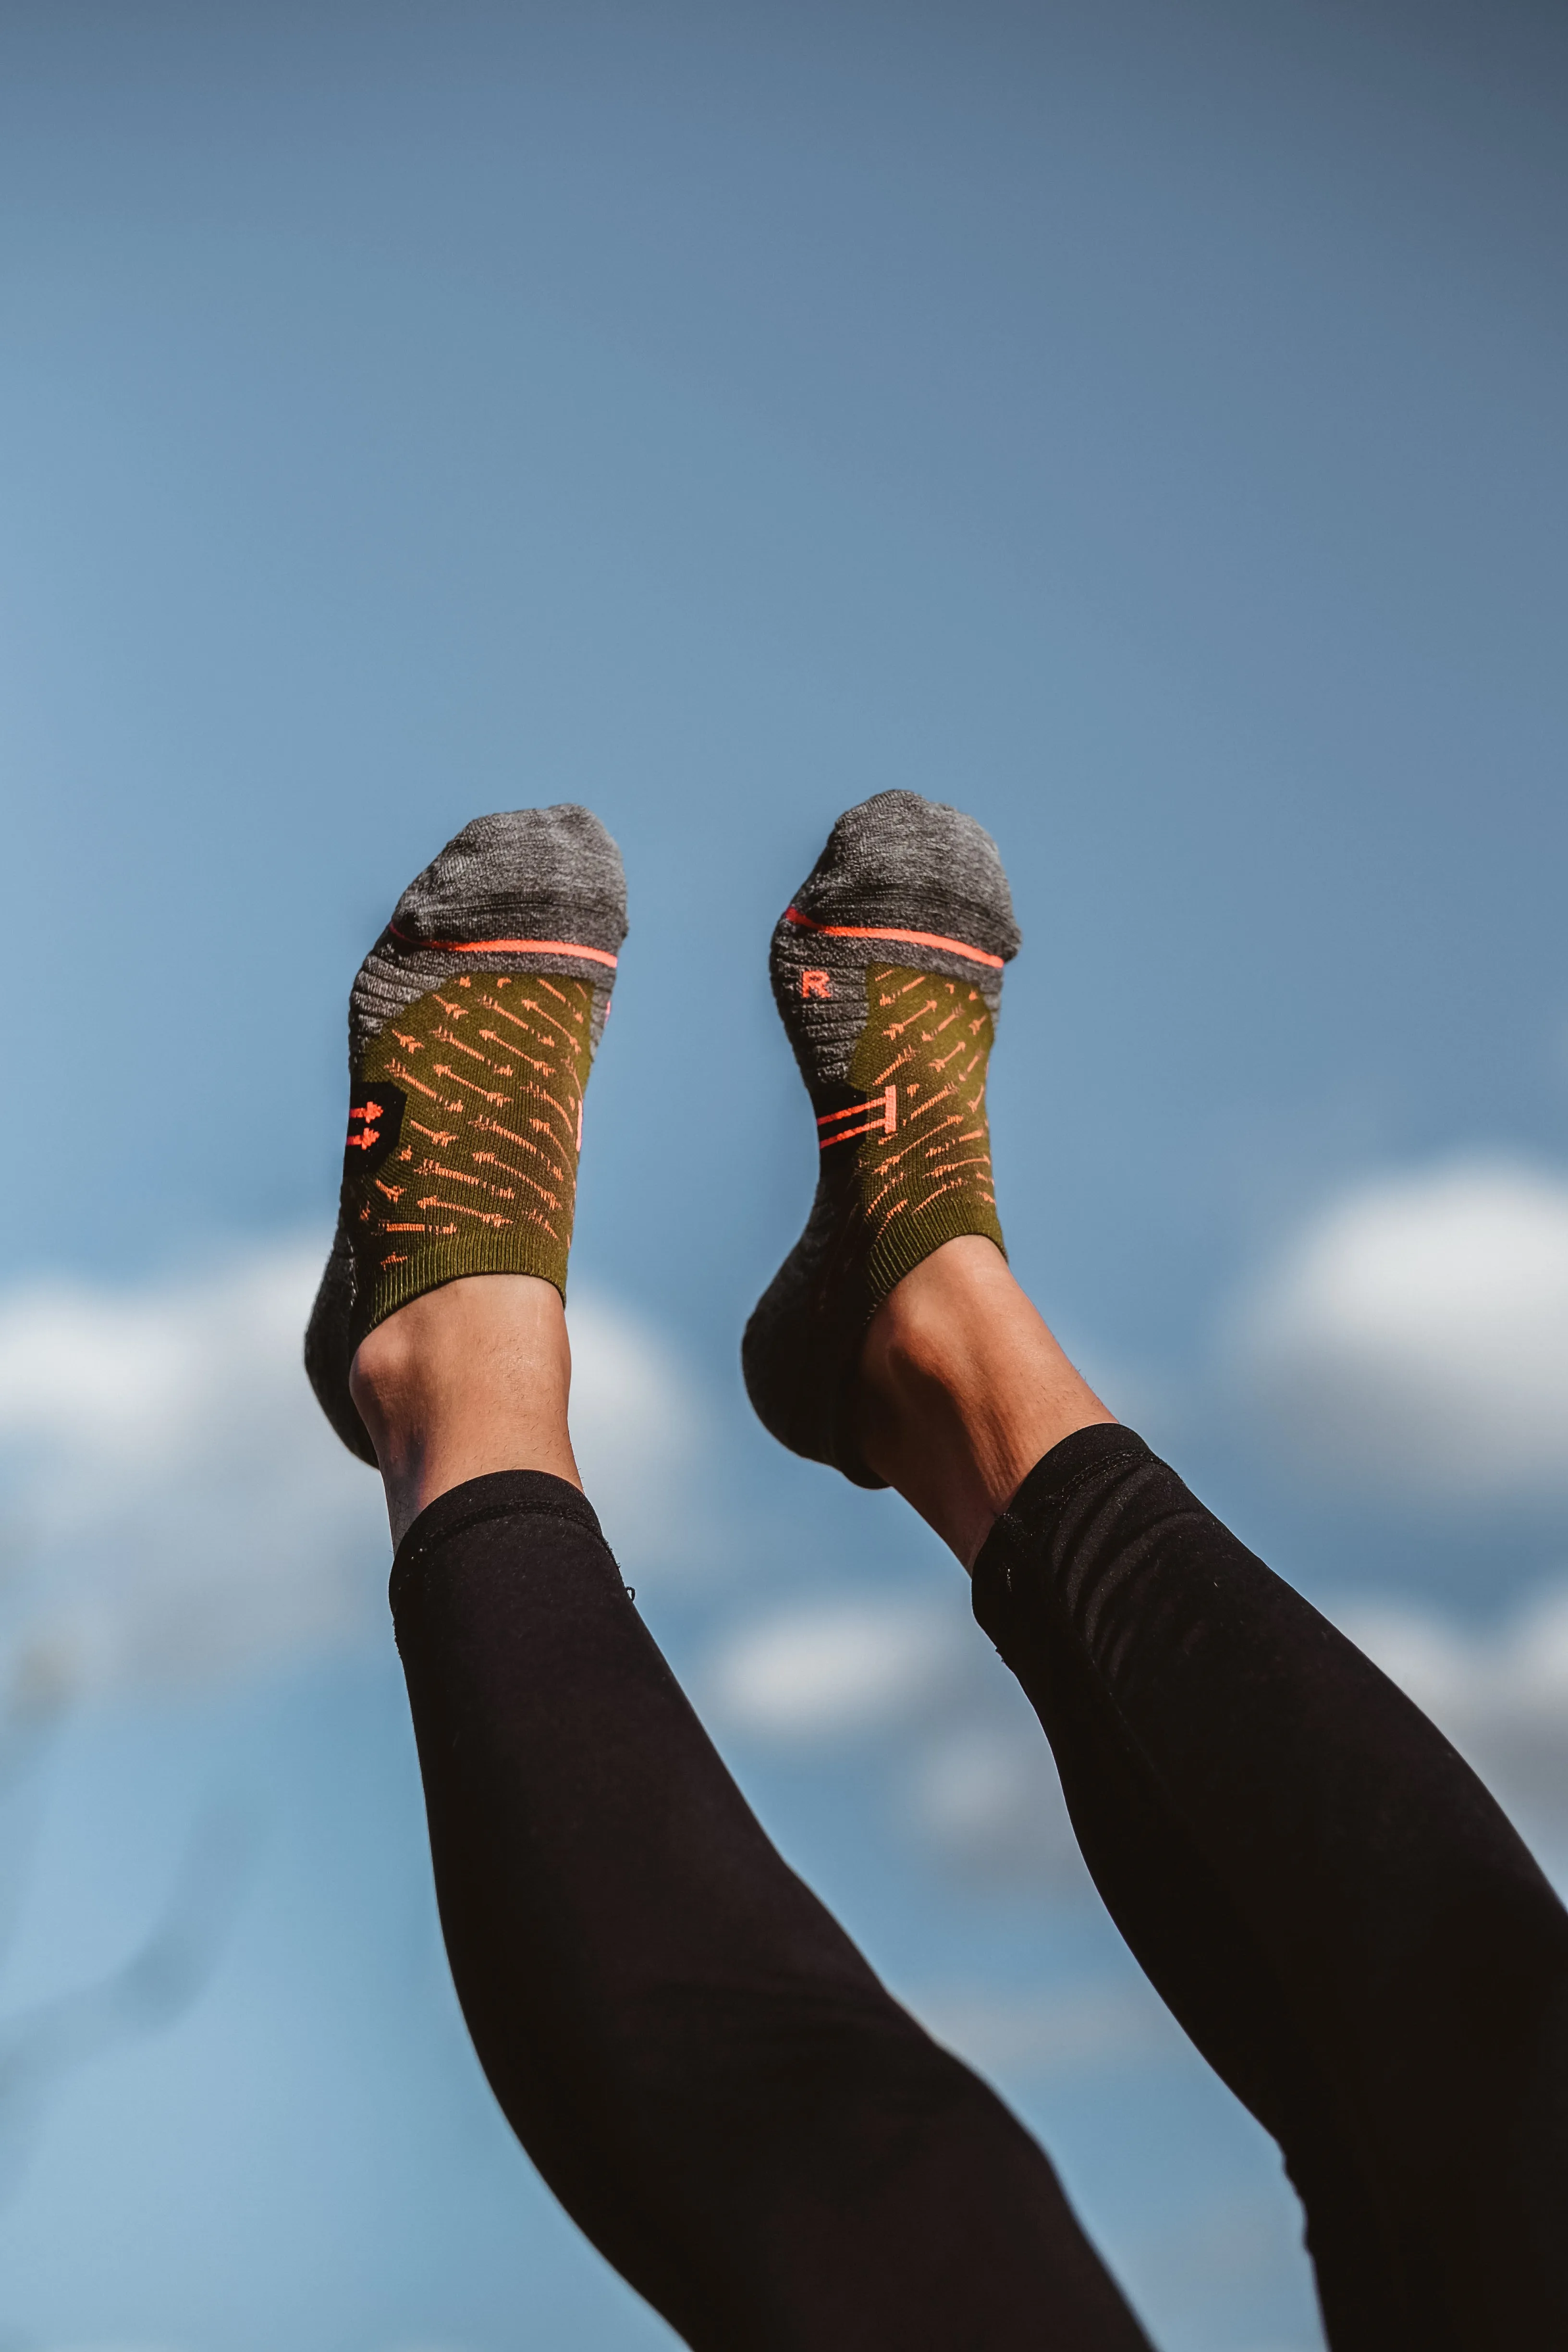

[306,806,627,1463]
[742,790,1020,1486]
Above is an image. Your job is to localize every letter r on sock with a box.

[801,969,832,999]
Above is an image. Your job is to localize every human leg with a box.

[312,809,1153,2351]
[355,1276,1153,2352]
[855,1241,1568,2350]
[747,793,1568,2349]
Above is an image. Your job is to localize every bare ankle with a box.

[853,1237,1115,1569]
[350,1274,581,1547]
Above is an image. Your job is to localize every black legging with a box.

[389,1427,1568,2350]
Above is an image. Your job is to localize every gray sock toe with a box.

[352,805,627,1059]
[771,789,1019,1090]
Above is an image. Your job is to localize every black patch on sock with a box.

[342,1079,406,1176]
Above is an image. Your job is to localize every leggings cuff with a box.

[971,1424,1152,1642]
[391,1470,605,1606]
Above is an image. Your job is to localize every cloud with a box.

[705,1574,1568,2077]
[908,1725,1090,1889]
[705,1562,1568,1899]
[709,1596,960,1741]
[1229,1157,1568,1500]
[0,1241,709,1709]
[709,1590,1090,1890]
[0,1242,380,1709]
[562,1289,710,1573]
[710,1603,1183,2066]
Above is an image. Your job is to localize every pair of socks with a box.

[306,791,1020,1482]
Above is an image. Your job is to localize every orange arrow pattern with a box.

[842,965,998,1248]
[343,970,595,1300]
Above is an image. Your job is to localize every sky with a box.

[1,2,1566,2347]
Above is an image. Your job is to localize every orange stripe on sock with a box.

[819,1087,898,1142]
[390,922,618,969]
[784,906,1004,969]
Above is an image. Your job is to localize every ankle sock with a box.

[306,806,627,1462]
[742,790,1020,1486]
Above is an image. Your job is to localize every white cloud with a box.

[708,1590,1090,1889]
[705,1559,1568,1903]
[709,1596,959,1740]
[0,1241,709,1709]
[1229,1157,1568,1499]
[563,1290,709,1573]
[710,1597,1167,2054]
[0,1242,380,1708]
[909,1725,1090,1889]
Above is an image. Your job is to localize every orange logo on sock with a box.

[801,970,832,1000]
[343,1083,407,1176]
[345,1099,384,1150]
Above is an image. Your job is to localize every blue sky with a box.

[1,4,1566,2348]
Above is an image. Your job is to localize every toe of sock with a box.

[790,790,1020,962]
[390,804,628,956]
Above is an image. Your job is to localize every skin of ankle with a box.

[349,1273,581,1547]
[853,1236,1116,1570]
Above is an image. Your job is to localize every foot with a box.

[742,791,1021,1484]
[306,805,626,1463]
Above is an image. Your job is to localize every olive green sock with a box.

[834,962,1004,1294]
[742,791,1020,1486]
[306,806,627,1464]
